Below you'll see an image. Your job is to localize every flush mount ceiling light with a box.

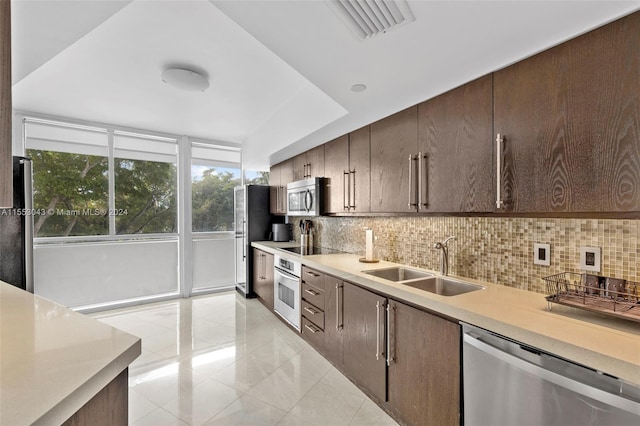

[351,83,367,92]
[325,0,415,40]
[161,68,209,92]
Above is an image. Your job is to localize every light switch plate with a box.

[579,246,601,272]
[533,243,551,266]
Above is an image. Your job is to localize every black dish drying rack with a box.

[543,272,640,323]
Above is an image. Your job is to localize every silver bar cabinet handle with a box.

[422,154,428,209]
[349,170,356,209]
[407,155,415,208]
[375,300,381,360]
[343,170,349,210]
[304,288,319,296]
[336,283,343,330]
[417,151,423,209]
[386,303,395,366]
[304,324,318,334]
[303,306,318,315]
[496,134,504,209]
[336,283,340,329]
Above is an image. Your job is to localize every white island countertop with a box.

[0,282,141,425]
[254,241,640,386]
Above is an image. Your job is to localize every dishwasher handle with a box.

[463,332,640,415]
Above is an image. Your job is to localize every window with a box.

[25,120,109,237]
[245,170,269,185]
[25,119,178,238]
[191,143,241,232]
[113,132,177,234]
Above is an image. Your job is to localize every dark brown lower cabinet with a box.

[323,275,344,367]
[342,282,386,402]
[386,300,461,426]
[298,270,462,425]
[252,249,274,310]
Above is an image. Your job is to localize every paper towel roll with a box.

[365,229,374,261]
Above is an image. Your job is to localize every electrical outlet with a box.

[533,243,550,266]
[579,246,601,272]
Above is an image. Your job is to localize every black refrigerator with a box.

[0,157,34,292]
[234,184,282,297]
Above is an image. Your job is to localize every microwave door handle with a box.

[304,189,312,212]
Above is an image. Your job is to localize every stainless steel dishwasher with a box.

[462,323,640,426]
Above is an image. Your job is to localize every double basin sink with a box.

[362,267,484,296]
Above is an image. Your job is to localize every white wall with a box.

[192,236,235,291]
[34,240,179,308]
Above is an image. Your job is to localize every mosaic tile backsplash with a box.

[291,216,639,294]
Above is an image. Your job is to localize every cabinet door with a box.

[279,158,294,186]
[294,146,325,180]
[323,135,349,213]
[307,145,325,179]
[418,75,493,213]
[323,275,344,367]
[494,12,640,213]
[387,300,460,426]
[270,160,293,214]
[253,250,274,310]
[0,1,11,208]
[269,163,281,214]
[370,106,418,213]
[293,152,307,181]
[263,252,274,311]
[343,282,386,402]
[349,126,371,213]
[252,249,264,299]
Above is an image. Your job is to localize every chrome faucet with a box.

[434,236,456,276]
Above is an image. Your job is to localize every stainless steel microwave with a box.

[286,177,325,216]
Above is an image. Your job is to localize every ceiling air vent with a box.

[325,0,415,40]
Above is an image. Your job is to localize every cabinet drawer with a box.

[302,282,325,310]
[302,266,324,290]
[302,300,325,330]
[301,317,324,348]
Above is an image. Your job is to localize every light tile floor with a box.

[91,292,398,426]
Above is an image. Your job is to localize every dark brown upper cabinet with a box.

[417,75,494,213]
[293,145,325,181]
[323,135,349,214]
[269,159,293,215]
[494,11,640,213]
[324,128,371,214]
[0,1,11,208]
[370,106,418,213]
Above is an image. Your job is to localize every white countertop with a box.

[254,241,640,385]
[0,282,141,425]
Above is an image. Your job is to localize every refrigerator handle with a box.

[22,159,35,294]
[242,220,246,260]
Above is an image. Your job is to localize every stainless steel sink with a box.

[362,267,433,282]
[401,277,485,296]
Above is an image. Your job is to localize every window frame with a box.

[24,116,181,242]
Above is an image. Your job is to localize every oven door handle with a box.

[274,266,300,281]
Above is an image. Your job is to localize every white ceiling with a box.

[11,0,640,169]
